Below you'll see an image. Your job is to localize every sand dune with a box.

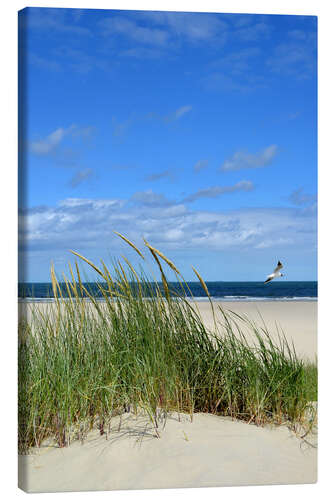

[18,411,316,493]
[18,300,317,492]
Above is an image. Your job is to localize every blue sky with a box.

[18,7,317,282]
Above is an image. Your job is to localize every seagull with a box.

[264,261,284,284]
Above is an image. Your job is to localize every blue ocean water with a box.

[18,281,317,302]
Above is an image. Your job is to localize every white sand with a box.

[18,299,317,360]
[196,300,317,361]
[19,411,316,493]
[18,300,317,492]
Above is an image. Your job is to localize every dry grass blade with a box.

[122,255,143,298]
[62,273,75,305]
[50,263,57,297]
[75,261,84,296]
[147,247,170,301]
[117,259,129,284]
[114,231,145,259]
[122,255,140,282]
[192,266,210,297]
[192,265,217,332]
[68,262,78,295]
[50,263,62,302]
[70,251,106,280]
[144,240,180,274]
[101,260,116,288]
[50,263,61,335]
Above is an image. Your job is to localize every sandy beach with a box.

[19,299,317,360]
[18,300,317,492]
[197,300,317,361]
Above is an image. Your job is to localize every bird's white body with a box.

[264,261,284,284]
[266,270,282,281]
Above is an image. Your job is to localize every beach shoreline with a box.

[18,299,317,360]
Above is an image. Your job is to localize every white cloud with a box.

[288,188,317,206]
[58,198,123,209]
[165,105,192,122]
[221,145,278,171]
[111,116,135,139]
[23,8,92,37]
[100,16,169,46]
[144,169,175,182]
[175,105,192,119]
[99,12,228,52]
[30,127,67,155]
[29,124,94,156]
[210,48,261,76]
[131,190,172,207]
[255,237,293,249]
[266,41,316,79]
[111,106,192,140]
[19,195,316,266]
[182,181,254,203]
[147,105,192,123]
[136,11,228,43]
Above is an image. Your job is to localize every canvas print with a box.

[18,7,317,493]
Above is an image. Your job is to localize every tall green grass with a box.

[18,235,317,453]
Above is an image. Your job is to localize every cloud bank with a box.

[19,193,316,262]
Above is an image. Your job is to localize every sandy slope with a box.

[18,300,317,492]
[18,411,316,493]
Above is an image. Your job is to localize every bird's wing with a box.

[273,261,283,273]
[264,275,274,284]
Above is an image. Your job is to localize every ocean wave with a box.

[19,296,317,303]
[220,296,315,302]
[186,296,317,302]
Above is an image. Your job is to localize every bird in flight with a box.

[264,261,284,284]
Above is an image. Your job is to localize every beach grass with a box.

[18,236,317,453]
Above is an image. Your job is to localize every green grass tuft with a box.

[18,238,317,453]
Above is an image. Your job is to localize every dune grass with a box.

[18,235,317,453]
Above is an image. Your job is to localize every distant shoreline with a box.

[18,299,317,360]
[18,280,318,302]
[17,280,318,302]
[18,297,318,303]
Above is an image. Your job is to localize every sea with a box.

[18,281,317,302]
